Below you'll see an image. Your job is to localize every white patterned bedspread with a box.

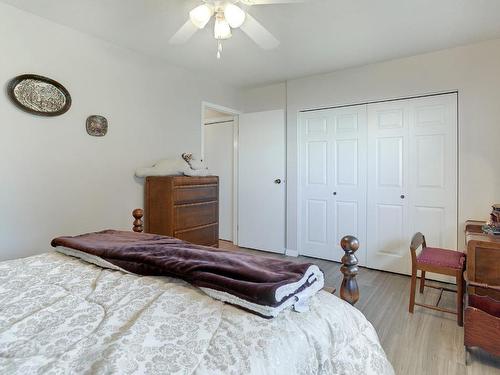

[0,252,394,375]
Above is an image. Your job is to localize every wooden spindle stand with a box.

[340,235,360,305]
[132,208,144,233]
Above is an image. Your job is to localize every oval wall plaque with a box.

[7,74,71,116]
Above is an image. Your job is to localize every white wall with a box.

[237,82,286,113]
[240,38,500,253]
[0,3,238,260]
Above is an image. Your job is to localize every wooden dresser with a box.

[145,176,219,247]
[465,220,500,299]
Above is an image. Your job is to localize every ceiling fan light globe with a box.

[224,4,246,28]
[214,18,232,40]
[189,4,213,29]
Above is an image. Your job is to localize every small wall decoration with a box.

[7,74,71,116]
[86,115,108,137]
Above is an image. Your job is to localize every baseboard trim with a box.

[285,248,299,257]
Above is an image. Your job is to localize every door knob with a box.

[274,179,282,184]
[400,194,405,199]
[333,192,337,196]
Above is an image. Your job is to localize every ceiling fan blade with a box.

[240,13,279,50]
[169,20,198,45]
[240,0,308,5]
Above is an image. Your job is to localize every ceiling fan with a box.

[169,0,308,59]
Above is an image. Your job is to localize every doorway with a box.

[202,103,239,244]
[202,103,287,254]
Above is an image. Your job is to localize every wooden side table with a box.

[465,220,500,299]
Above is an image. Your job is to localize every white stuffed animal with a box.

[135,159,184,177]
[135,153,211,178]
[181,153,211,176]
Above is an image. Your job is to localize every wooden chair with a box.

[409,232,466,326]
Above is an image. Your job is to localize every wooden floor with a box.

[219,241,500,375]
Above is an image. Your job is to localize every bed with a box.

[0,210,394,375]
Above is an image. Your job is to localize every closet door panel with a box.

[299,105,367,263]
[332,106,367,265]
[336,139,358,186]
[409,94,457,250]
[376,204,405,255]
[306,141,328,185]
[306,199,329,244]
[376,137,403,188]
[299,111,335,260]
[367,93,457,275]
[412,206,445,247]
[367,101,410,274]
[335,201,359,245]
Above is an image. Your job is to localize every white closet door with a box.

[299,110,334,260]
[367,94,457,274]
[299,105,367,263]
[367,100,410,273]
[408,94,457,251]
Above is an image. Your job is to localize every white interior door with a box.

[367,100,411,273]
[367,93,458,274]
[204,120,234,241]
[238,110,286,253]
[298,105,367,263]
[408,94,458,254]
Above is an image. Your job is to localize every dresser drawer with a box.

[175,224,218,247]
[174,201,217,230]
[173,176,219,186]
[173,185,218,205]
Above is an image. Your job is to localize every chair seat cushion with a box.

[417,247,465,269]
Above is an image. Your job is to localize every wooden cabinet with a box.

[145,176,219,247]
[465,220,500,300]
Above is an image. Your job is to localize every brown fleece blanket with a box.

[51,230,324,316]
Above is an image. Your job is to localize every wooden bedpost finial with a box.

[132,208,144,233]
[340,235,360,306]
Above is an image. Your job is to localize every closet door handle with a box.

[274,179,282,184]
[400,194,405,199]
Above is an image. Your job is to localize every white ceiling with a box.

[4,0,500,88]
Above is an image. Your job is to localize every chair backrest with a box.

[410,232,427,264]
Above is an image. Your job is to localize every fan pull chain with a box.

[217,40,223,59]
